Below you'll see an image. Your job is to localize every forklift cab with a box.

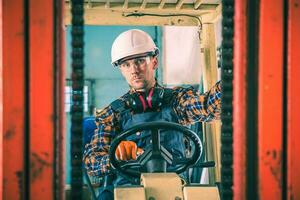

[65,0,222,199]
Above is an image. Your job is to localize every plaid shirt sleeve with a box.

[173,81,222,125]
[83,105,120,177]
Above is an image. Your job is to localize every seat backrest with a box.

[83,117,97,146]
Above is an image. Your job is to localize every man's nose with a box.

[129,63,139,72]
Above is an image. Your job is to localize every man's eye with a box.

[136,58,145,64]
[120,63,130,68]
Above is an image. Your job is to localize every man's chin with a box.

[131,84,145,91]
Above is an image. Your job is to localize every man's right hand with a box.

[115,141,144,161]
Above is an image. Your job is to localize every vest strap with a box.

[110,94,130,113]
[162,88,175,105]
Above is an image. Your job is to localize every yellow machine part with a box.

[141,173,184,200]
[114,186,146,200]
[183,186,220,200]
[114,173,220,200]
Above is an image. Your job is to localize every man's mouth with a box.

[132,77,142,81]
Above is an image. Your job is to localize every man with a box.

[83,29,222,200]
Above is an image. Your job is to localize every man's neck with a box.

[131,81,156,93]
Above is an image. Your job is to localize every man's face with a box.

[119,55,158,91]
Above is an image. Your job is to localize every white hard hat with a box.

[111,29,159,67]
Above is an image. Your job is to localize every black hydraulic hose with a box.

[71,0,85,199]
[221,0,234,199]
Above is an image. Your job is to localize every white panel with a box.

[163,26,202,85]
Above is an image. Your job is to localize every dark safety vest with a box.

[110,88,186,186]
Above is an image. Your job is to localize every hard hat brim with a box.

[112,49,159,67]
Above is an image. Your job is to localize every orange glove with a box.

[115,141,144,161]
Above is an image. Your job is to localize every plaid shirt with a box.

[83,81,222,177]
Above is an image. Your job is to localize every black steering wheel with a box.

[109,121,202,178]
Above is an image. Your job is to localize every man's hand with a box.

[115,141,144,161]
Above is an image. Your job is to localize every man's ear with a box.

[152,56,158,70]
